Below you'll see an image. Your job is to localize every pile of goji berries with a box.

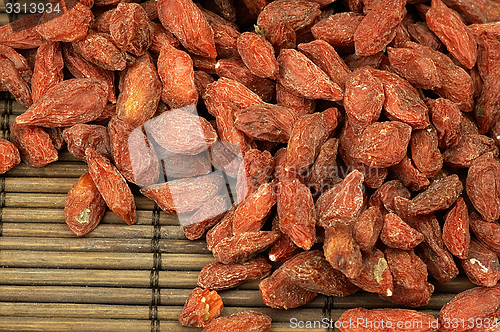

[2,0,500,330]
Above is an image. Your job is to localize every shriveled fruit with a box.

[14,78,108,128]
[178,287,223,327]
[311,12,364,48]
[158,0,217,58]
[203,310,271,332]
[73,32,127,71]
[460,239,500,287]
[350,121,412,168]
[442,197,469,259]
[410,126,443,178]
[353,0,406,56]
[144,108,217,156]
[157,44,198,109]
[259,256,318,309]
[316,169,365,227]
[283,250,359,297]
[237,32,278,80]
[63,124,112,161]
[212,231,279,264]
[285,107,340,176]
[64,172,106,236]
[198,256,272,291]
[141,171,225,215]
[0,138,20,174]
[256,0,321,33]
[466,153,500,222]
[0,57,32,107]
[323,222,363,279]
[277,178,316,250]
[232,182,276,235]
[381,213,424,250]
[343,67,384,134]
[338,308,435,332]
[353,206,383,252]
[350,248,393,297]
[109,3,153,56]
[86,148,137,225]
[10,123,58,168]
[116,53,161,127]
[182,195,230,240]
[277,49,343,101]
[31,41,64,103]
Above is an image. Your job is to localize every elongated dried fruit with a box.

[63,124,112,161]
[73,32,127,71]
[31,41,64,103]
[179,287,223,327]
[439,284,500,332]
[144,108,217,155]
[109,3,153,56]
[350,249,393,297]
[278,178,316,250]
[282,250,358,297]
[338,308,435,332]
[466,153,500,222]
[232,182,276,235]
[277,49,343,101]
[0,14,44,49]
[86,148,137,225]
[380,213,424,250]
[316,169,365,227]
[10,123,58,168]
[203,310,271,332]
[410,126,443,178]
[64,172,106,236]
[237,32,278,80]
[36,2,94,43]
[461,239,500,287]
[442,197,469,259]
[117,53,161,127]
[141,171,225,215]
[158,0,217,58]
[256,0,321,32]
[198,256,272,291]
[15,78,108,128]
[0,138,20,174]
[426,0,477,69]
[0,57,32,107]
[353,0,406,56]
[353,206,383,252]
[285,107,340,175]
[259,256,318,309]
[323,222,363,279]
[213,231,279,264]
[182,195,230,241]
[157,44,198,109]
[234,103,299,143]
[343,67,384,134]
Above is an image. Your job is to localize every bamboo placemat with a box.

[0,10,478,332]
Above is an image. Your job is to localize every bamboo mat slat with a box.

[0,250,154,269]
[0,317,152,332]
[1,208,155,225]
[0,269,152,287]
[1,223,154,238]
[0,286,152,305]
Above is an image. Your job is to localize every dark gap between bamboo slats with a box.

[161,288,326,308]
[0,250,153,269]
[0,237,153,252]
[1,208,155,225]
[159,306,326,323]
[3,193,155,209]
[0,286,152,305]
[8,101,28,114]
[161,253,215,270]
[1,223,154,238]
[0,303,151,320]
[0,269,151,287]
[5,162,89,178]
[0,317,151,332]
